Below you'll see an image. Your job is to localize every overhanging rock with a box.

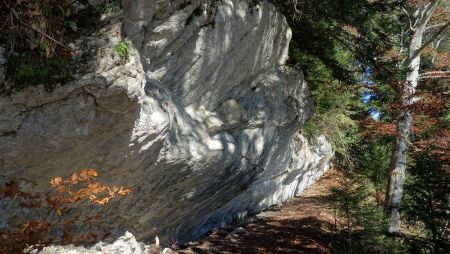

[0,0,333,243]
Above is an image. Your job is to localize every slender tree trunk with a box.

[386,31,420,235]
[386,0,440,234]
[346,204,352,253]
[334,208,338,230]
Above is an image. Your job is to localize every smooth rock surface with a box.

[0,0,333,243]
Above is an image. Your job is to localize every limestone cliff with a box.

[0,0,332,243]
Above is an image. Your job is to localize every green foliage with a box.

[443,110,450,123]
[275,0,402,84]
[98,0,122,17]
[403,153,450,253]
[299,50,364,169]
[354,139,392,195]
[279,1,449,253]
[283,1,409,251]
[115,41,129,63]
[329,178,406,253]
[303,108,359,169]
[65,20,78,32]
[5,53,71,92]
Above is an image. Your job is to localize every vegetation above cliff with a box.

[0,0,121,93]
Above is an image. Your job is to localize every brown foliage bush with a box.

[0,169,131,253]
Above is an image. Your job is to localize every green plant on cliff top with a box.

[115,41,129,63]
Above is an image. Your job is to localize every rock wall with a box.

[0,0,332,243]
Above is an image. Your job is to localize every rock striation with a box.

[0,0,333,243]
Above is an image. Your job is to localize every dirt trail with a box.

[179,168,344,254]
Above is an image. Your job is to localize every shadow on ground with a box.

[179,168,349,254]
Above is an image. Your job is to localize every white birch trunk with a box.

[386,0,440,234]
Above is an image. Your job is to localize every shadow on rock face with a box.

[0,0,333,245]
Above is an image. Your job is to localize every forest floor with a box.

[179,168,348,254]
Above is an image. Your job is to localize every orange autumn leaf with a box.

[87,169,98,177]
[89,194,97,202]
[80,169,98,179]
[117,186,132,196]
[79,170,88,179]
[1,168,131,252]
[87,183,106,194]
[49,177,62,187]
[70,173,78,184]
[107,186,118,197]
[93,197,111,205]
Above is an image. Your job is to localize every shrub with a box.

[328,176,406,253]
[115,40,129,63]
[4,53,71,92]
[0,169,131,253]
[403,152,450,253]
[0,0,74,57]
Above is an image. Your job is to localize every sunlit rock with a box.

[0,0,332,243]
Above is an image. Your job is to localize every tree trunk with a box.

[385,0,440,234]
[346,204,352,253]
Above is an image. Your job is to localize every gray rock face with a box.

[0,0,332,243]
[39,232,154,254]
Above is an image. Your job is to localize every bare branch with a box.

[402,6,415,31]
[10,8,72,51]
[425,22,449,31]
[418,71,450,80]
[405,21,450,66]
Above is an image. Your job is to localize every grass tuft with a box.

[115,40,129,63]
